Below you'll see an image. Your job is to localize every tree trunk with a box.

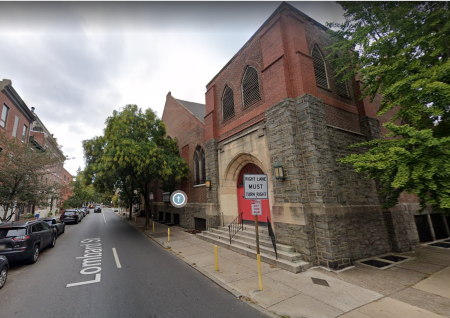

[129,200,133,220]
[144,183,150,228]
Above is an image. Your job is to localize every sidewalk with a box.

[117,212,450,318]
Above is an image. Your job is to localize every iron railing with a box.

[206,214,220,231]
[267,216,278,259]
[228,212,243,244]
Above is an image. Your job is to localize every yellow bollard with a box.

[257,254,263,291]
[214,245,219,271]
[153,221,155,233]
[168,228,170,242]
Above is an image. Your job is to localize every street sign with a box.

[243,174,268,199]
[170,190,188,208]
[162,192,171,203]
[251,200,262,215]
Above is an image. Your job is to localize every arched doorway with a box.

[237,163,270,224]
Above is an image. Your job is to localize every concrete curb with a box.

[116,213,278,318]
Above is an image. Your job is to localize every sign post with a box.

[244,174,268,291]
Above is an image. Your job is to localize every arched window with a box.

[312,45,329,89]
[242,66,261,108]
[222,86,235,121]
[194,146,206,185]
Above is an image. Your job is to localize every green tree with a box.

[327,2,450,212]
[0,130,60,221]
[84,105,188,226]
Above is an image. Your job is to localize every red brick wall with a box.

[161,93,206,203]
[0,91,32,144]
[205,5,364,142]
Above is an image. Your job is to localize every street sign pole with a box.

[244,174,267,292]
[254,215,263,291]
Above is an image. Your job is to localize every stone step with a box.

[196,232,311,274]
[201,230,301,262]
[208,228,295,253]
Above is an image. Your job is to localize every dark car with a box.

[0,255,8,289]
[94,205,102,213]
[42,218,65,237]
[0,220,56,264]
[60,210,82,224]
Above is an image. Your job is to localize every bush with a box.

[48,212,53,217]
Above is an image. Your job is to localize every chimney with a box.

[31,107,35,112]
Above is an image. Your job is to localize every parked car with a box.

[42,218,65,237]
[0,220,56,264]
[84,207,90,215]
[0,255,8,289]
[94,205,102,213]
[79,208,86,217]
[60,210,82,224]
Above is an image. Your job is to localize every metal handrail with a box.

[206,214,220,231]
[267,216,278,259]
[228,212,243,244]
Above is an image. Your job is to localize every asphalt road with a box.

[0,209,267,318]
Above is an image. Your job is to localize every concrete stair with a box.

[196,225,312,273]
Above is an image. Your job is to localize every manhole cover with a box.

[380,255,408,263]
[429,242,450,248]
[361,259,391,268]
[311,277,330,287]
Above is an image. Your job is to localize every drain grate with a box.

[380,255,408,263]
[429,242,450,248]
[311,277,330,287]
[361,259,391,268]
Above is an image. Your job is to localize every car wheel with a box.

[61,225,65,234]
[76,218,79,224]
[0,265,7,289]
[49,235,56,248]
[28,245,40,264]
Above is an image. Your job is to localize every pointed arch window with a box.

[336,74,350,97]
[242,66,261,108]
[222,86,235,121]
[194,146,206,185]
[312,45,329,89]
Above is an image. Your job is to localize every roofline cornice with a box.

[2,85,35,122]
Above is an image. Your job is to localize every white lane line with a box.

[112,248,122,269]
[103,211,107,223]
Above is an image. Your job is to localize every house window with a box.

[21,125,27,143]
[312,45,329,89]
[12,115,19,137]
[194,146,205,185]
[242,66,261,108]
[1,104,9,128]
[222,86,235,121]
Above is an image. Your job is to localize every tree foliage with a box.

[83,104,188,226]
[327,2,450,213]
[0,131,60,221]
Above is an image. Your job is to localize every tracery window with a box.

[194,146,206,185]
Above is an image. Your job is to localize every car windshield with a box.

[44,221,53,225]
[0,228,27,238]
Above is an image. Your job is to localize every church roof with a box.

[175,98,206,123]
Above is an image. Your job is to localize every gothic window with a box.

[336,74,350,97]
[222,86,235,121]
[242,66,261,108]
[312,45,329,89]
[194,146,206,185]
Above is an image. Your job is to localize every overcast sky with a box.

[0,1,345,176]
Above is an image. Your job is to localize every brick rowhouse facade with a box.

[0,79,35,220]
[161,3,449,269]
[153,92,208,229]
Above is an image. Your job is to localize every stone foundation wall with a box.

[150,202,207,230]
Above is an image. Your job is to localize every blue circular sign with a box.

[170,190,188,208]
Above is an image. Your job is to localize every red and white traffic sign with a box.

[251,200,262,215]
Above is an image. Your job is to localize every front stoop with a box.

[196,226,312,273]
